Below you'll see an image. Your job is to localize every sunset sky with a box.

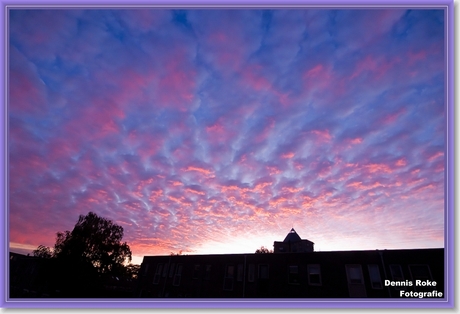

[8,7,446,265]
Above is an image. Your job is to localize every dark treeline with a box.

[10,212,140,298]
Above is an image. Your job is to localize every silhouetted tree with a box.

[170,250,184,256]
[28,212,137,297]
[255,246,273,254]
[125,263,141,280]
[32,245,53,258]
[54,212,132,274]
[47,212,132,297]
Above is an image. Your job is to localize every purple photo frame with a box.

[1,0,454,309]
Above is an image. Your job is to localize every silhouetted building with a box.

[9,252,136,298]
[9,252,56,298]
[136,248,444,298]
[273,228,314,253]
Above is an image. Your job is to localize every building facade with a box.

[136,248,444,298]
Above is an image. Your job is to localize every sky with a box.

[8,7,446,265]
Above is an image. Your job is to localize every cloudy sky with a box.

[8,7,445,264]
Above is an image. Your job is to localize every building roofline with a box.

[141,247,444,260]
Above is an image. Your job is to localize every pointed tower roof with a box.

[283,228,302,243]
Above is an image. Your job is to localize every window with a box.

[193,264,200,279]
[204,265,212,280]
[248,264,255,282]
[162,263,169,277]
[389,264,404,281]
[169,263,175,278]
[226,265,234,278]
[153,263,162,284]
[237,264,244,282]
[409,264,432,291]
[368,264,382,289]
[259,264,269,279]
[388,264,405,290]
[143,264,149,276]
[173,264,183,286]
[345,265,367,297]
[223,265,234,291]
[288,265,299,285]
[307,264,322,286]
[345,264,364,284]
[409,265,431,280]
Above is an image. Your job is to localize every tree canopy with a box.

[255,246,273,254]
[32,245,53,259]
[31,212,136,297]
[53,212,132,274]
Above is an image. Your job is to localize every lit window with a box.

[368,264,382,289]
[346,264,364,284]
[307,264,322,286]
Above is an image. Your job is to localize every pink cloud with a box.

[183,165,215,178]
[428,151,444,162]
[349,138,363,145]
[380,108,407,125]
[349,55,402,84]
[310,129,333,143]
[407,50,428,65]
[185,187,206,196]
[239,64,273,92]
[346,181,385,190]
[252,181,272,193]
[253,118,275,144]
[365,163,393,174]
[127,132,164,163]
[303,64,333,91]
[281,152,295,159]
[266,165,282,176]
[169,181,183,187]
[205,119,237,145]
[9,67,47,114]
[157,52,197,111]
[396,158,407,167]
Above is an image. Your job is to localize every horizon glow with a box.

[8,8,445,264]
